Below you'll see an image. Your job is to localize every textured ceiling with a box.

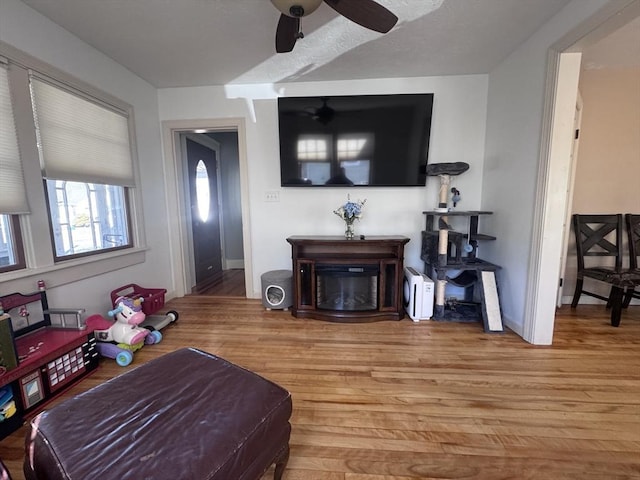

[15,0,637,88]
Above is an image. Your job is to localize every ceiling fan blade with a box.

[276,14,300,53]
[323,0,398,33]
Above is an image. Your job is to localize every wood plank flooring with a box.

[1,299,639,479]
[194,268,246,296]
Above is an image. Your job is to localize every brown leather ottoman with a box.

[23,348,292,480]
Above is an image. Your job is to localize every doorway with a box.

[162,118,252,299]
[558,38,639,307]
[180,132,245,296]
[526,1,639,344]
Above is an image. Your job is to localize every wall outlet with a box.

[264,191,280,202]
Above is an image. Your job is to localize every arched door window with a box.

[195,160,211,222]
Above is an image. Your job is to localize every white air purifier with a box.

[403,267,434,322]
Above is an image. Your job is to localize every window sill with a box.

[0,247,147,292]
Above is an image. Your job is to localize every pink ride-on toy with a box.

[86,296,162,367]
[110,284,178,333]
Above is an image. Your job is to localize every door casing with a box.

[161,118,253,299]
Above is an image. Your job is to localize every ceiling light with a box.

[271,0,323,17]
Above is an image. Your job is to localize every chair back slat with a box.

[626,214,640,270]
[571,213,640,324]
[572,214,623,271]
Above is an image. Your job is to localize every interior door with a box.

[557,94,583,307]
[186,138,222,288]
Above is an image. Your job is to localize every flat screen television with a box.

[277,93,433,187]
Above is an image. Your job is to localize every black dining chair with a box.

[571,213,640,326]
[623,213,640,307]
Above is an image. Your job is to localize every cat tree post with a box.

[426,162,469,318]
[435,174,450,314]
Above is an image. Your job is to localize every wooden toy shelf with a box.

[0,291,99,440]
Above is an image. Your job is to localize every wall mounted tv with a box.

[277,93,434,187]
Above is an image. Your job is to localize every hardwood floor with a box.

[1,299,639,479]
[193,268,246,296]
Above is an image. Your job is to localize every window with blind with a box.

[0,43,143,280]
[0,60,27,273]
[30,76,134,260]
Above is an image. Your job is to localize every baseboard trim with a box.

[225,259,244,270]
[560,295,639,306]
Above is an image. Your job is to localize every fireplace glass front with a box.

[316,264,378,311]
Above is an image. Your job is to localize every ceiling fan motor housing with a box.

[290,5,304,17]
[271,0,323,17]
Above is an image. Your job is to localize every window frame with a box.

[0,214,26,274]
[0,41,147,286]
[43,179,134,262]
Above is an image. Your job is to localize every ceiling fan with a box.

[271,0,398,53]
[305,97,335,124]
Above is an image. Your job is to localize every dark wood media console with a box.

[287,236,409,322]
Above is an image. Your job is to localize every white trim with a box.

[161,118,253,298]
[0,247,146,292]
[563,0,640,54]
[525,51,582,346]
[177,133,195,288]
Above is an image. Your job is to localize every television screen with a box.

[277,93,433,187]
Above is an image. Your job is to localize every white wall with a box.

[159,76,489,297]
[482,0,624,338]
[0,0,170,315]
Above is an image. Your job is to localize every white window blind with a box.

[30,76,135,187]
[0,61,29,214]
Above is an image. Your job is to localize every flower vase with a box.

[345,220,355,239]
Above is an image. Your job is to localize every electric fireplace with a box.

[316,265,378,311]
[287,236,409,322]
